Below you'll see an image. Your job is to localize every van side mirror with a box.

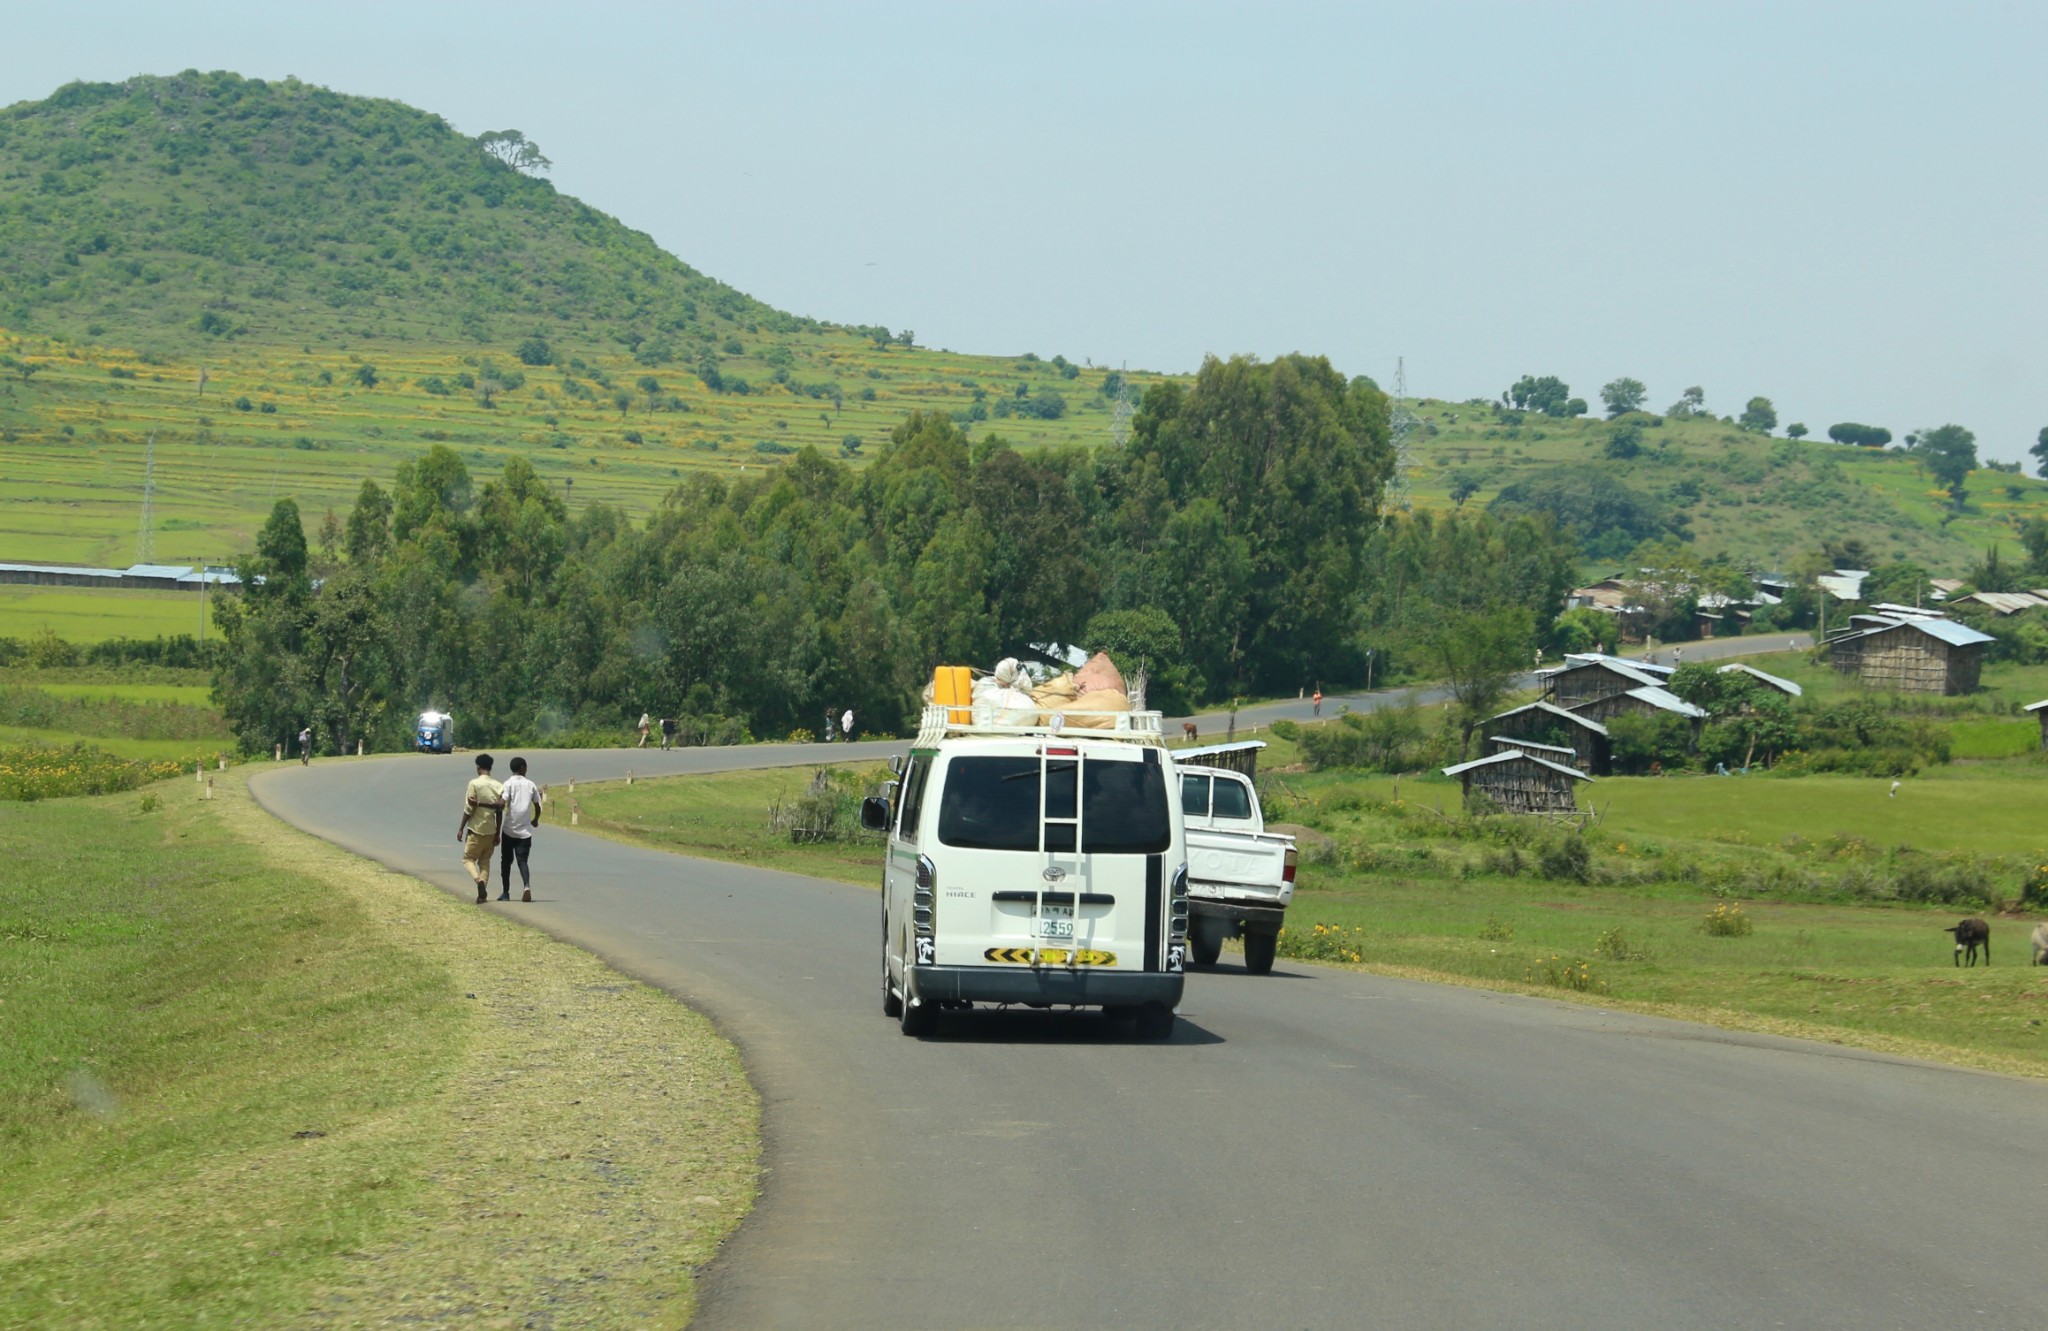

[860,796,891,832]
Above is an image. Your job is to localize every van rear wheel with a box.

[899,984,937,1037]
[1243,929,1278,976]
[882,963,902,1018]
[1134,1003,1175,1041]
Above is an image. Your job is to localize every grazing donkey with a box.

[1182,721,1199,742]
[2030,922,2048,966]
[1945,918,1991,967]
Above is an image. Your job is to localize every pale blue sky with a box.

[7,2,2044,461]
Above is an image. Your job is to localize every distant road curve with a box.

[251,655,2048,1329]
[1180,634,1815,733]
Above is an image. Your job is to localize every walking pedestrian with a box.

[636,711,651,748]
[297,725,313,765]
[824,706,836,742]
[660,716,678,750]
[1312,688,1323,718]
[841,708,855,742]
[498,756,543,902]
[457,753,505,905]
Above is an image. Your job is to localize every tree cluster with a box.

[211,359,1488,752]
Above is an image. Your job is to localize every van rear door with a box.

[930,744,1177,975]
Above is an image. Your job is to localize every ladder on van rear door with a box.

[1036,744,1082,969]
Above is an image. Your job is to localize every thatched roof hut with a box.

[1443,749,1591,815]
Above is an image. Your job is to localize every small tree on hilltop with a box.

[1667,385,1706,418]
[477,130,552,175]
[1740,396,1777,434]
[1601,377,1647,417]
[1914,423,1978,509]
[2031,426,2048,479]
[1786,422,1808,439]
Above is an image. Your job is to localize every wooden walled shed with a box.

[1568,684,1709,732]
[1443,749,1591,815]
[2025,699,2048,751]
[1826,615,1994,695]
[1541,653,1676,709]
[1486,700,1612,775]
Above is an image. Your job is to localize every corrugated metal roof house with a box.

[1442,749,1591,815]
[1827,614,1995,694]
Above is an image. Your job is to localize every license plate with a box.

[1037,903,1073,938]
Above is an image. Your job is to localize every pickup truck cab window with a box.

[1211,777,1254,821]
[1180,774,1211,817]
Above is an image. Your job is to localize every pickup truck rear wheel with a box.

[1190,917,1224,967]
[1243,928,1278,976]
[1134,1003,1175,1041]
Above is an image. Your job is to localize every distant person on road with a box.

[823,706,836,742]
[298,726,313,765]
[1312,689,1323,718]
[841,709,855,742]
[660,716,678,750]
[498,756,543,902]
[458,753,505,905]
[636,712,651,748]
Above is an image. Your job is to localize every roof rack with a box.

[913,703,1166,748]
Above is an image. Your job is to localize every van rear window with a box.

[937,756,1171,854]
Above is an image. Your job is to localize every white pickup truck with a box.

[1177,760,1296,975]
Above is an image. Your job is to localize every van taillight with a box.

[1282,848,1298,884]
[913,854,937,942]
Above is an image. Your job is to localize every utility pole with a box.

[1385,357,1416,514]
[136,430,158,563]
[1110,363,1132,449]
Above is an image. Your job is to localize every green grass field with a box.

[0,584,214,642]
[0,766,757,1328]
[0,329,1156,569]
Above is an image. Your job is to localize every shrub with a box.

[1593,927,1645,961]
[1477,916,1513,941]
[0,744,189,801]
[516,336,553,366]
[1537,830,1592,882]
[1268,718,1300,741]
[1277,921,1367,964]
[1702,901,1753,936]
[1527,955,1603,992]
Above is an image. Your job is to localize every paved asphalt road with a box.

[254,639,2048,1331]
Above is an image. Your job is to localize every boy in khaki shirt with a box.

[458,753,505,904]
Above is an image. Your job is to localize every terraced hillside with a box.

[0,70,2039,577]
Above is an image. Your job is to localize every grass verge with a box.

[0,765,757,1329]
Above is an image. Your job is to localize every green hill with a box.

[0,70,2040,582]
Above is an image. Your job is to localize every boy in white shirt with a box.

[497,756,544,902]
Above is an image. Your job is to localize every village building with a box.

[1539,652,1675,710]
[1486,700,1613,775]
[0,560,239,592]
[1943,590,2048,616]
[2026,700,2048,751]
[1442,749,1591,815]
[1566,684,1710,732]
[1715,662,1802,698]
[1825,614,1994,694]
